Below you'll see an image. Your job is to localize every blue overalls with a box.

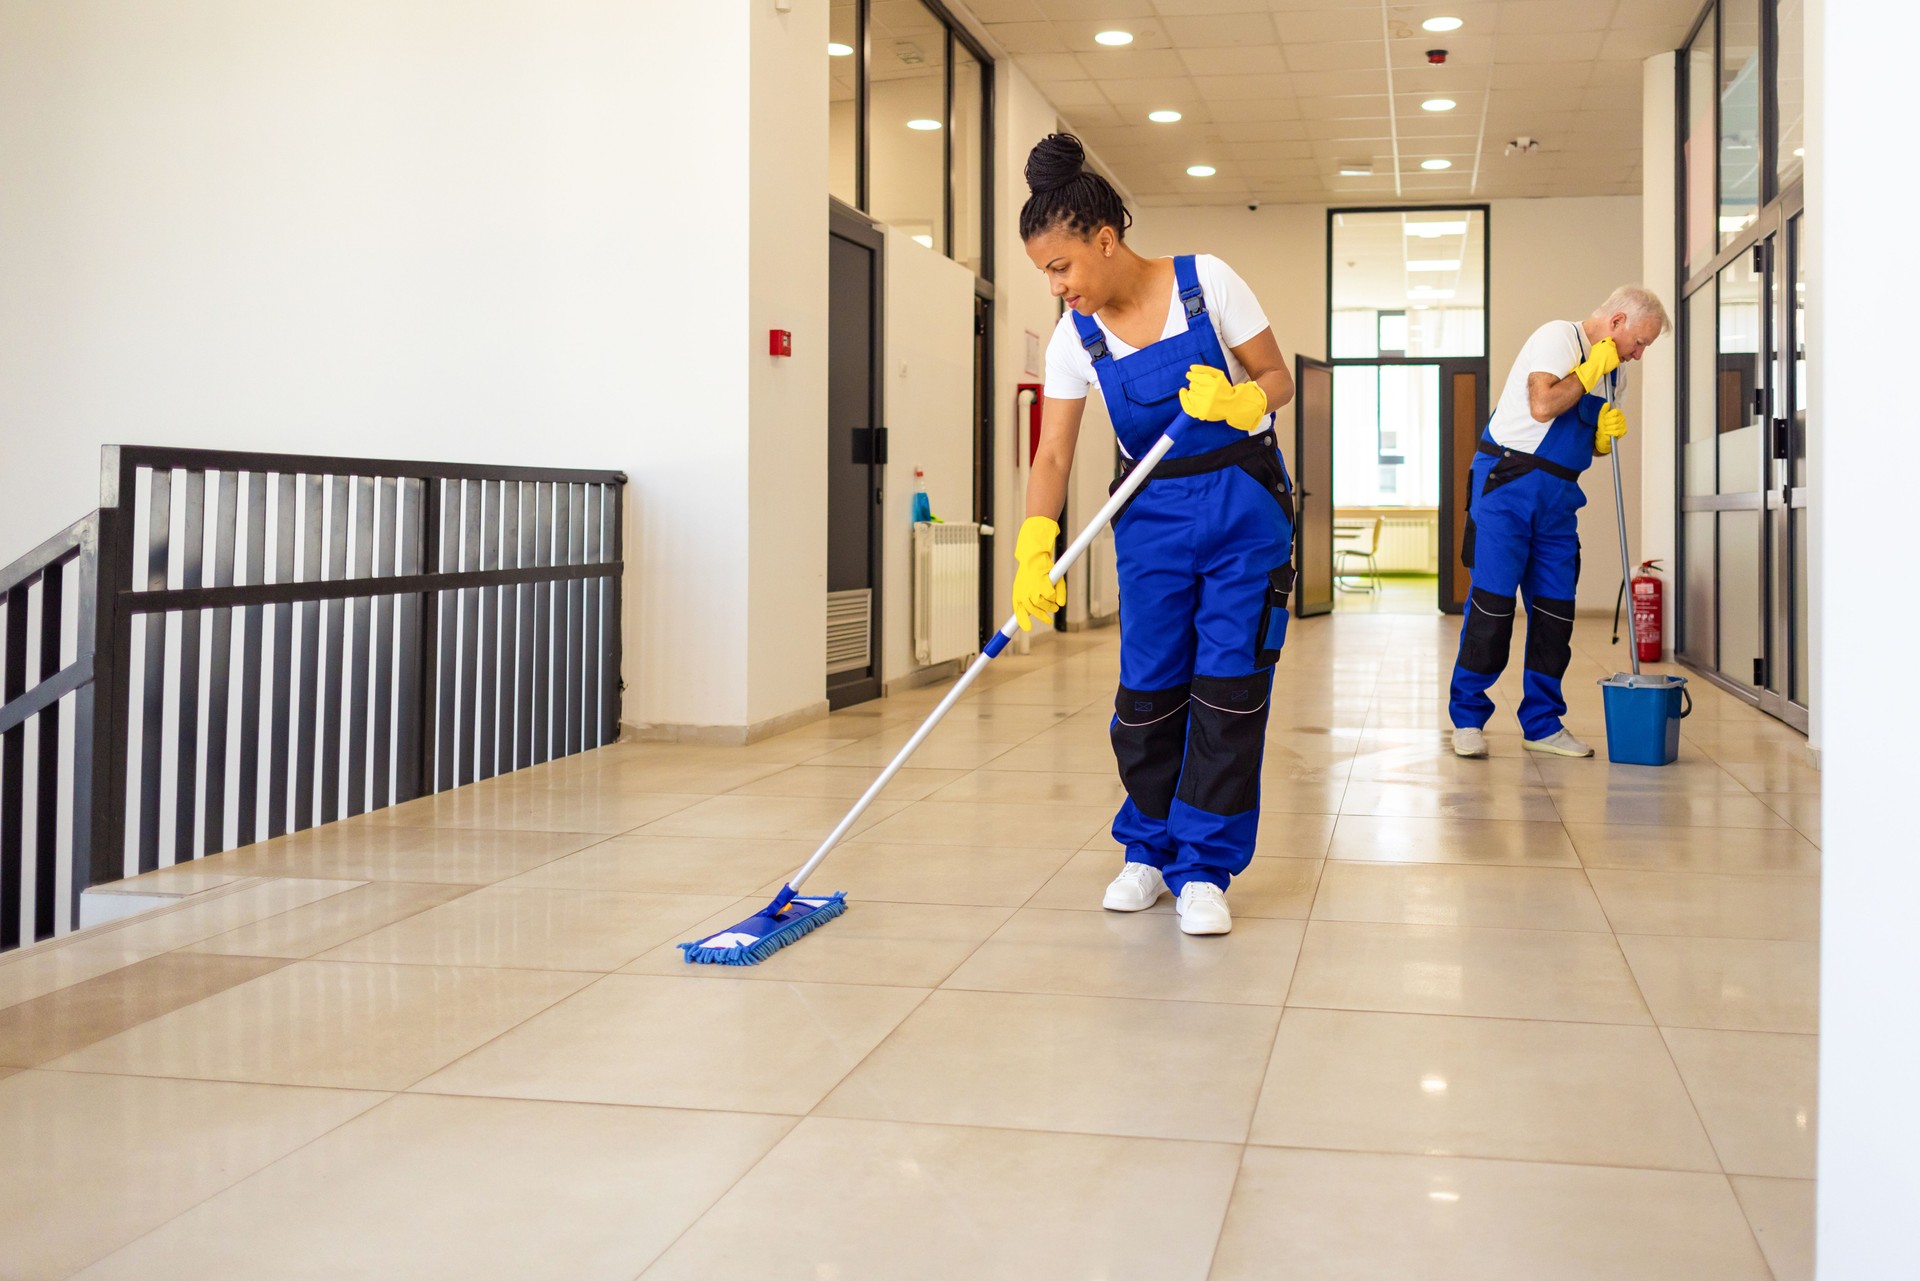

[1449,323,1619,740]
[1074,255,1295,893]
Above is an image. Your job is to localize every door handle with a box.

[1771,418,1789,460]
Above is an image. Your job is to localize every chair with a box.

[1334,517,1382,593]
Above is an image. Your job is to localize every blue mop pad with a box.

[679,885,847,966]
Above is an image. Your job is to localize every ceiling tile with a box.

[988,22,1071,53]
[1284,68,1395,96]
[1176,44,1288,76]
[1041,79,1115,106]
[1226,139,1316,161]
[1058,20,1175,52]
[1490,60,1596,90]
[1494,0,1612,35]
[1061,102,1128,128]
[1033,0,1159,20]
[1193,71,1302,99]
[1150,0,1275,15]
[1496,30,1608,63]
[964,0,1047,20]
[1212,119,1313,142]
[1610,0,1701,28]
[1160,13,1281,46]
[1073,47,1192,76]
[1600,26,1687,60]
[1296,92,1392,120]
[1011,52,1094,81]
[1100,75,1205,104]
[1204,97,1306,122]
[1271,9,1381,43]
[1283,41,1388,73]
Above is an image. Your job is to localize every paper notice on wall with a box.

[1023,330,1041,378]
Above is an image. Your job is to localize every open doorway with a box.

[1325,208,1490,615]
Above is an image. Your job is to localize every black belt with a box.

[1476,438,1581,483]
[1110,429,1290,524]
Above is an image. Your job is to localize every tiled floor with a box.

[0,610,1818,1279]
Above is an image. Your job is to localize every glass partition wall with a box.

[1675,0,1810,729]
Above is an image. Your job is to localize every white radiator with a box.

[913,522,980,666]
[1089,526,1119,621]
[1376,516,1438,573]
[826,589,871,676]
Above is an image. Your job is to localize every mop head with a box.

[679,885,847,966]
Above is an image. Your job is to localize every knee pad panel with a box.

[1174,671,1273,818]
[1459,588,1517,676]
[1524,595,1576,679]
[1112,682,1190,821]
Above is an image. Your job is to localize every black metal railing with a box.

[0,445,626,951]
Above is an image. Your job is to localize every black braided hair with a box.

[1019,133,1131,242]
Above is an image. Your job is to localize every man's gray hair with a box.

[1595,285,1672,334]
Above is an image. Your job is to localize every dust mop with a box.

[680,411,1207,964]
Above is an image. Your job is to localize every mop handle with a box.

[783,413,1198,893]
[1609,436,1640,677]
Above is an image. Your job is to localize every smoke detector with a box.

[1505,137,1542,156]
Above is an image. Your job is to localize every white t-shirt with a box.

[1487,320,1627,453]
[1043,254,1272,405]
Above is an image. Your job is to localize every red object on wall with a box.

[1017,382,1044,463]
[1631,561,1665,663]
[769,329,792,357]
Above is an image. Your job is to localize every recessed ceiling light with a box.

[1094,30,1134,47]
[1421,158,1453,170]
[1186,165,1217,177]
[1423,17,1464,32]
[906,119,942,131]
[1407,259,1462,271]
[1148,110,1183,123]
[1405,220,1467,237]
[1422,98,1456,112]
[1338,163,1374,176]
[828,42,853,57]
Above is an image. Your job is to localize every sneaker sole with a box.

[1102,892,1164,912]
[1452,743,1488,759]
[1523,740,1594,758]
[1177,914,1231,936]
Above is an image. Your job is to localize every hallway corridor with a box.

[0,610,1819,1280]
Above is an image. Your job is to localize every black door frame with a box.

[828,199,886,709]
[1292,355,1336,618]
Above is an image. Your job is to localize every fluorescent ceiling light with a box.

[1094,30,1134,46]
[1338,164,1373,176]
[1407,259,1461,271]
[1423,17,1464,32]
[1149,110,1182,123]
[1186,165,1217,177]
[906,118,942,131]
[1405,220,1467,237]
[828,42,853,57]
[1421,98,1456,112]
[1420,158,1453,170]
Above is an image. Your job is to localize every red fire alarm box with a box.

[769,329,792,357]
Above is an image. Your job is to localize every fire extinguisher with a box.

[1613,559,1664,663]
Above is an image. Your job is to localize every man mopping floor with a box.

[1449,286,1670,760]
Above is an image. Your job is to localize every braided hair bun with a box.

[1020,133,1131,241]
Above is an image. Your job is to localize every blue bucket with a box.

[1597,674,1691,766]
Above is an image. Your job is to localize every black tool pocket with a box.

[1236,444,1296,528]
[1461,511,1477,569]
[1255,564,1295,667]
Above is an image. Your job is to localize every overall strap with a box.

[1072,309,1111,365]
[1174,254,1207,325]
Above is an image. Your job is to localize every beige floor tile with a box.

[622,899,1011,988]
[0,952,287,1067]
[1619,935,1819,1033]
[790,839,1075,907]
[1588,869,1820,942]
[320,886,736,971]
[634,794,908,842]
[415,975,923,1113]
[1760,792,1821,842]
[1289,920,1651,1024]
[1565,823,1820,876]
[362,786,706,834]
[1313,861,1610,932]
[1664,1027,1818,1178]
[1729,1176,1815,1281]
[724,764,964,801]
[87,877,368,956]
[923,767,1128,808]
[817,989,1280,1143]
[856,798,1113,850]
[940,907,1304,1005]
[1349,745,1546,789]
[509,754,792,795]
[1328,815,1581,867]
[50,960,592,1089]
[497,833,810,896]
[1209,1147,1771,1280]
[1529,756,1748,793]
[185,881,479,958]
[209,825,603,884]
[1548,791,1791,829]
[1249,1008,1718,1170]
[986,739,1120,775]
[1341,780,1563,822]
[1258,779,1351,814]
[0,939,172,1012]
[69,1093,794,1281]
[809,735,1018,771]
[0,1070,384,1281]
[638,1117,1238,1281]
[1719,759,1823,795]
[1251,810,1340,857]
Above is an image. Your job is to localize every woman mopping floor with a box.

[1012,134,1298,936]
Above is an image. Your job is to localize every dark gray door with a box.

[1292,356,1335,617]
[828,204,884,708]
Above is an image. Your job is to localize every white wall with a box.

[1640,54,1680,658]
[879,229,976,683]
[0,0,828,738]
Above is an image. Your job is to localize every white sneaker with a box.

[1102,862,1168,912]
[1176,882,1232,935]
[1451,726,1488,758]
[1524,728,1595,758]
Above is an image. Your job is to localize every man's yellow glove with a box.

[1571,338,1621,393]
[1011,516,1068,632]
[1178,365,1268,433]
[1594,403,1628,456]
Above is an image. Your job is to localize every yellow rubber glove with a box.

[1178,365,1268,433]
[1011,516,1067,632]
[1594,403,1628,456]
[1570,338,1621,393]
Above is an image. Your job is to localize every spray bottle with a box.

[910,466,935,523]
